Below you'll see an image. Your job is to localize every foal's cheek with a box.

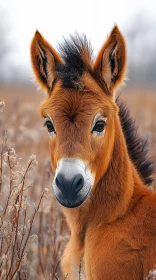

[88,141,105,186]
[89,124,114,186]
[49,138,57,172]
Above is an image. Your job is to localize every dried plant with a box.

[0,99,68,280]
[0,143,46,279]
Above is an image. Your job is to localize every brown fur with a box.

[30,26,156,279]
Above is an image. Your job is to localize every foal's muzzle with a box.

[52,158,94,208]
[55,173,84,200]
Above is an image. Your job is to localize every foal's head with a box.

[30,26,126,208]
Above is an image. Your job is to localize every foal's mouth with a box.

[54,189,91,208]
[52,158,94,208]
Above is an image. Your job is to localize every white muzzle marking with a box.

[52,158,94,208]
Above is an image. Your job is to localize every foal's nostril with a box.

[55,173,84,199]
[55,174,65,194]
[72,174,84,194]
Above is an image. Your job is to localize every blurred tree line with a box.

[125,13,156,88]
[0,7,30,85]
[0,10,156,88]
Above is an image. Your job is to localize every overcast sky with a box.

[1,0,156,72]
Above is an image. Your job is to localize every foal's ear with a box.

[93,26,126,94]
[30,31,63,94]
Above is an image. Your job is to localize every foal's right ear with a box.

[30,31,63,95]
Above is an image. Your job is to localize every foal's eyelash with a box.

[43,117,52,126]
[43,120,49,127]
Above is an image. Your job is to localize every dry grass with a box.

[0,87,68,279]
[0,85,156,279]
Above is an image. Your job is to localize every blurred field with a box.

[122,88,156,166]
[0,86,48,161]
[0,86,156,279]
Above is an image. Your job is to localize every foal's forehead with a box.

[40,85,116,120]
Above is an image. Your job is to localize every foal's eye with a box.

[92,120,106,133]
[44,120,55,134]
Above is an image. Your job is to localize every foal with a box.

[30,26,156,279]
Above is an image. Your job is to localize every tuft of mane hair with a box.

[56,33,93,88]
[116,96,154,186]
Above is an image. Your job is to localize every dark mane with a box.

[56,33,93,88]
[55,33,110,93]
[116,97,154,186]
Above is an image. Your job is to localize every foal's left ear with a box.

[93,26,126,95]
[30,31,63,95]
